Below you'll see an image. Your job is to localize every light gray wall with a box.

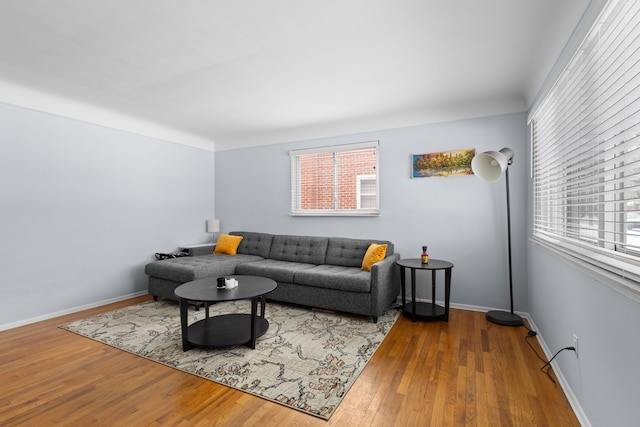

[528,245,640,427]
[0,102,215,328]
[215,112,528,310]
[525,1,638,425]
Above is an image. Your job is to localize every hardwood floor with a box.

[0,296,580,426]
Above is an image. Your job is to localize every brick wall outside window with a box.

[298,147,377,210]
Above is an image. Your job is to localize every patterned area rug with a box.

[60,300,399,420]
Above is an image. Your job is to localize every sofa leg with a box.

[152,295,158,301]
[189,301,207,311]
[372,316,378,323]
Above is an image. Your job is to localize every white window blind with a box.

[290,141,379,216]
[530,0,640,284]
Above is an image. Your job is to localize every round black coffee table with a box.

[174,275,277,351]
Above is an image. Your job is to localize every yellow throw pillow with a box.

[361,243,387,271]
[213,234,243,255]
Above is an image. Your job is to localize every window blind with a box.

[531,0,640,284]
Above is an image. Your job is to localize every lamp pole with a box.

[485,161,523,326]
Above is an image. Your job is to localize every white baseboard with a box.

[0,290,148,332]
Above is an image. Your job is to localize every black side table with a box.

[397,258,454,322]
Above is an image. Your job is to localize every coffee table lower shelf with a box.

[185,314,269,349]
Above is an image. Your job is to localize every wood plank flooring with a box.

[0,296,580,426]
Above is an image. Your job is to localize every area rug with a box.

[60,300,399,420]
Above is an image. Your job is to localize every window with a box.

[530,0,640,285]
[290,141,379,216]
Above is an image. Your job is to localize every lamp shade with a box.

[206,219,220,233]
[471,147,514,182]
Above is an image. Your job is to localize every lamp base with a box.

[486,310,523,326]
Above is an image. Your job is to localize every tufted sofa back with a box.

[230,231,274,258]
[229,231,394,268]
[268,234,329,264]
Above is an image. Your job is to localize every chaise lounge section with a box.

[145,231,400,322]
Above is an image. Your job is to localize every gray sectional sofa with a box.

[145,231,400,322]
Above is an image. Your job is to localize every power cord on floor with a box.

[539,347,575,383]
[521,324,576,383]
[522,326,547,363]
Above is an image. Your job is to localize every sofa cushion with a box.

[213,234,243,255]
[235,259,317,283]
[326,237,394,267]
[144,254,263,283]
[361,243,387,271]
[231,231,274,258]
[294,264,371,293]
[268,234,329,264]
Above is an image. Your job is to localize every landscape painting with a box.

[412,148,476,178]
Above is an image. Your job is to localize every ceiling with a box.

[0,0,590,151]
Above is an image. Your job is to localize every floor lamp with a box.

[471,148,523,326]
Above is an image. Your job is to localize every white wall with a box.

[0,102,215,328]
[215,112,528,310]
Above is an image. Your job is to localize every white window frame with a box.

[529,0,640,296]
[290,141,379,216]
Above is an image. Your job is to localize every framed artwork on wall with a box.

[411,148,476,178]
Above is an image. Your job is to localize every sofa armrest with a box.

[370,253,401,314]
[182,244,216,257]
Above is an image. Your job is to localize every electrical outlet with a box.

[572,333,579,358]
